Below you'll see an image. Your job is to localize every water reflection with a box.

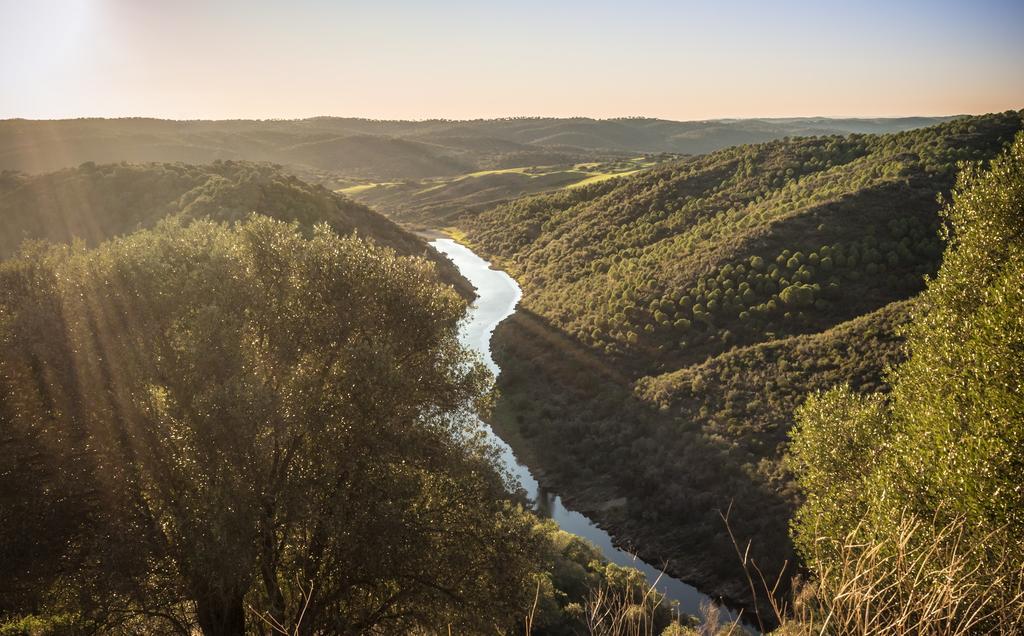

[534,485,556,520]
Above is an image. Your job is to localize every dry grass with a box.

[576,567,749,636]
[732,511,1024,635]
[580,569,665,636]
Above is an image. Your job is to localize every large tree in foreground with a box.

[788,131,1024,632]
[0,216,539,635]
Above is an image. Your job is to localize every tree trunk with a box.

[196,592,246,636]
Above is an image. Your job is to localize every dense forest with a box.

[461,112,1024,608]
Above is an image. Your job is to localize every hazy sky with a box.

[2,0,1022,121]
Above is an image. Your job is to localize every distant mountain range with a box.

[0,116,957,181]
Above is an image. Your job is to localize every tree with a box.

[0,216,539,635]
[779,284,814,308]
[788,132,1024,626]
[787,388,891,559]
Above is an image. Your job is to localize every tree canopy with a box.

[788,131,1024,629]
[0,215,537,634]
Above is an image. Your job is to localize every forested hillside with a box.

[0,161,408,254]
[463,111,1024,607]
[0,161,473,296]
[468,113,1021,370]
[0,172,696,634]
[780,131,1024,634]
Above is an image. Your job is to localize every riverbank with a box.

[428,237,759,627]
[487,311,764,616]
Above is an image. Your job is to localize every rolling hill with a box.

[0,116,953,184]
[341,156,678,227]
[0,117,960,242]
[457,111,1024,606]
[0,160,469,294]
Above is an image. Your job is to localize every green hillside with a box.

[461,111,1023,606]
[343,156,676,227]
[467,113,1021,370]
[0,117,950,183]
[0,161,470,295]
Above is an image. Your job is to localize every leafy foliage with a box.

[0,160,423,258]
[788,131,1024,629]
[0,216,534,634]
[527,521,678,636]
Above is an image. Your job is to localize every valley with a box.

[417,111,1024,613]
[5,1,1024,632]
[2,111,1022,634]
[429,237,747,622]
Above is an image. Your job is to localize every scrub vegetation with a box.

[342,156,673,227]
[1,114,1022,635]
[462,112,1024,616]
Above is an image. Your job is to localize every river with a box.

[430,238,743,622]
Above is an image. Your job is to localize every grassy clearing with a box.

[345,158,668,197]
[341,157,678,225]
[445,166,563,183]
[411,181,450,196]
[336,182,392,195]
[442,226,471,243]
[394,167,550,199]
[564,169,642,189]
[447,158,661,188]
[405,165,579,198]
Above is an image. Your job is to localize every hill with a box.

[0,116,952,184]
[0,160,469,294]
[466,113,1021,370]
[342,156,678,227]
[0,160,693,635]
[458,111,1024,607]
[0,118,615,180]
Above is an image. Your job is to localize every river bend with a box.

[431,238,736,620]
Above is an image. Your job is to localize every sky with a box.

[1,0,1022,121]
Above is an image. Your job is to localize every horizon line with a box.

[5,111,1014,125]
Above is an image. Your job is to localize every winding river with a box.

[431,238,741,622]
